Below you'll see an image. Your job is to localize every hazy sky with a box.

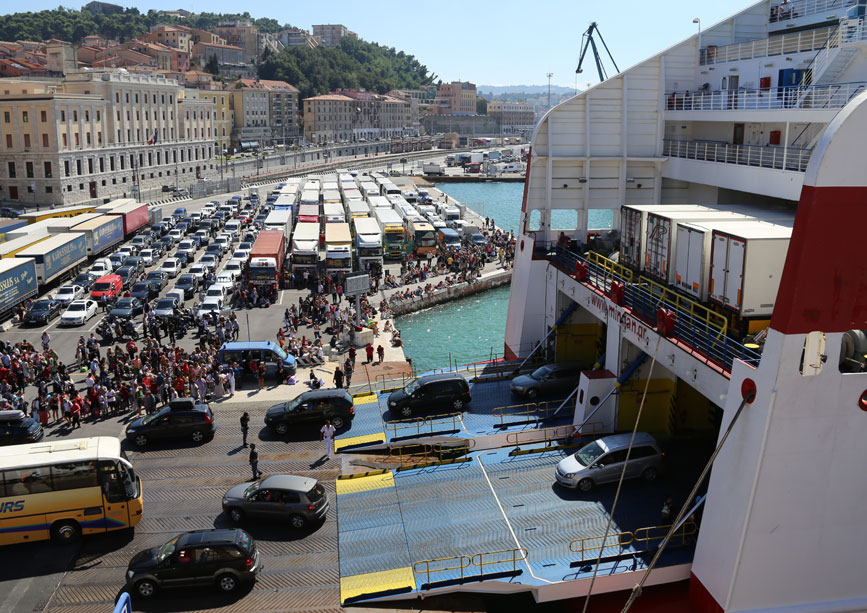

[9,0,754,87]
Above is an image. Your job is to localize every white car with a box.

[188,264,208,282]
[160,258,182,278]
[231,248,251,262]
[215,272,235,286]
[201,205,216,217]
[198,255,219,272]
[117,246,136,258]
[204,284,228,303]
[167,229,184,243]
[176,240,197,257]
[138,249,156,265]
[53,284,84,306]
[153,296,179,318]
[60,300,98,326]
[221,260,244,281]
[212,236,230,253]
[90,258,113,275]
[195,297,228,318]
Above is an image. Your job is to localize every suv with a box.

[555,432,663,492]
[264,389,354,434]
[125,528,260,598]
[125,398,216,447]
[386,372,471,418]
[222,475,329,528]
[0,410,43,445]
[510,362,583,399]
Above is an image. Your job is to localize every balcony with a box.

[699,25,833,64]
[662,139,812,171]
[769,0,858,24]
[666,81,867,111]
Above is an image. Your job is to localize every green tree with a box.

[477,98,488,115]
[205,54,220,75]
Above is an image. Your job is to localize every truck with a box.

[106,201,149,236]
[708,221,793,319]
[299,189,320,206]
[15,232,87,285]
[291,222,320,272]
[273,194,296,212]
[297,204,320,226]
[71,214,125,256]
[94,198,136,214]
[619,204,715,271]
[264,210,292,241]
[353,217,383,270]
[248,230,286,290]
[423,163,444,176]
[323,202,346,224]
[0,257,38,316]
[347,200,369,219]
[373,207,406,259]
[325,223,353,274]
[46,213,102,234]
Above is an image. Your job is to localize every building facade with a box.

[200,89,232,151]
[311,24,356,48]
[486,100,536,135]
[303,91,413,144]
[436,81,477,115]
[213,22,259,64]
[230,80,269,148]
[0,71,216,206]
[278,28,319,48]
[191,42,245,68]
[141,26,192,53]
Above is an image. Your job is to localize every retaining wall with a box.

[390,269,512,317]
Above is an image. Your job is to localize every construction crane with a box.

[576,22,620,82]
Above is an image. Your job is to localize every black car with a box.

[176,222,190,235]
[131,282,160,302]
[205,244,223,258]
[73,272,99,291]
[0,409,43,445]
[0,206,20,218]
[122,256,145,276]
[115,266,138,288]
[145,270,168,290]
[386,372,472,418]
[109,297,144,319]
[157,237,174,253]
[175,274,199,299]
[264,389,355,434]
[125,528,261,598]
[152,222,170,236]
[173,251,191,268]
[23,299,62,324]
[125,398,216,447]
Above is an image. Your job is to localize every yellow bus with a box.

[0,436,143,545]
[19,203,96,224]
[406,219,437,258]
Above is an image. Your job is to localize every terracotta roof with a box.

[305,94,354,102]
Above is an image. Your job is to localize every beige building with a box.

[199,88,232,151]
[303,91,413,144]
[311,24,357,48]
[230,79,300,148]
[436,81,477,115]
[278,28,319,48]
[141,26,192,53]
[0,71,216,206]
[486,100,536,134]
[213,21,259,64]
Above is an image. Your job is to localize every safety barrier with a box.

[505,425,574,447]
[387,438,475,465]
[569,521,698,563]
[413,547,527,585]
[491,399,565,427]
[385,412,463,438]
[587,251,634,285]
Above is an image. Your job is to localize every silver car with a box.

[221,475,329,529]
[555,432,663,492]
[510,362,583,399]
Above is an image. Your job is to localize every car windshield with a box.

[116,299,133,307]
[156,299,175,309]
[206,289,222,297]
[243,482,261,498]
[162,262,176,269]
[530,366,553,381]
[141,408,167,425]
[57,287,74,295]
[574,441,607,467]
[147,272,163,280]
[92,282,111,291]
[404,379,421,395]
[226,263,241,271]
[178,276,193,285]
[156,535,180,562]
[31,301,53,311]
[132,283,148,292]
[67,303,86,312]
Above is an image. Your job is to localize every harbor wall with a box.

[390,269,512,317]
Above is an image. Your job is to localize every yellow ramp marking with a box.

[353,393,379,405]
[334,432,386,452]
[340,566,415,603]
[336,470,394,495]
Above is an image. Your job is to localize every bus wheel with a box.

[51,520,81,544]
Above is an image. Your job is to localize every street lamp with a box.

[693,17,702,50]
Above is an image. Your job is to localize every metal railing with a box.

[662,139,813,172]
[587,250,633,284]
[387,439,475,465]
[700,25,834,65]
[413,547,527,585]
[569,521,698,563]
[634,277,727,337]
[665,81,867,111]
[769,0,856,24]
[505,425,575,447]
[385,412,463,438]
[806,17,867,83]
[491,399,564,427]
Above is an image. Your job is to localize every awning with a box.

[240,140,258,149]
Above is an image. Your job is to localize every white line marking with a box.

[279,290,285,305]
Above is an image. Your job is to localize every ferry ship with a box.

[333,1,867,611]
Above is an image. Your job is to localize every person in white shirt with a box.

[320,420,336,459]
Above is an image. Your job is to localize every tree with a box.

[477,97,488,115]
[205,54,220,75]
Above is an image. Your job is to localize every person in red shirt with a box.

[126,340,137,358]
[365,344,374,363]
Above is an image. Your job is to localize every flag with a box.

[147,129,158,145]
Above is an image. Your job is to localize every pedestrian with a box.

[227,364,236,396]
[377,345,385,364]
[248,443,261,480]
[333,366,344,389]
[257,361,265,390]
[240,412,250,447]
[41,331,51,352]
[348,345,356,365]
[365,344,374,363]
[320,419,336,459]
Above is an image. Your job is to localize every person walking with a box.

[248,444,261,480]
[41,331,51,352]
[320,419,336,459]
[333,366,344,389]
[257,361,266,391]
[377,345,385,364]
[365,344,374,363]
[227,364,236,397]
[240,412,250,448]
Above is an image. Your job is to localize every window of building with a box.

[72,110,77,122]
[44,162,51,178]
[84,110,89,121]
[99,158,104,172]
[96,110,100,121]
[40,110,47,122]
[2,111,9,123]
[86,133,91,146]
[45,186,52,193]
[134,93,138,103]
[21,111,28,123]
[25,162,33,178]
[64,160,70,176]
[23,134,30,149]
[115,92,120,103]
[41,133,48,148]
[76,159,81,175]
[4,134,10,148]
[7,162,15,178]
[74,133,79,147]
[88,159,93,174]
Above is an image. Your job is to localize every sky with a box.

[8,0,755,87]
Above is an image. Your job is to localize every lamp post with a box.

[547,72,553,110]
[693,17,702,52]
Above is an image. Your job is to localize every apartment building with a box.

[436,81,477,115]
[303,90,412,144]
[486,100,536,135]
[200,88,232,151]
[213,21,259,63]
[278,27,319,48]
[0,71,216,206]
[191,42,245,68]
[311,24,357,48]
[141,26,192,53]
[229,79,299,148]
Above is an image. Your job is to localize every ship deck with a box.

[336,443,702,605]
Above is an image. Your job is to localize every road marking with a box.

[0,576,32,613]
[279,290,285,305]
[40,318,59,333]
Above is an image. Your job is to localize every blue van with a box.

[437,227,461,250]
[218,341,297,377]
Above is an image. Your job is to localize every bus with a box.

[0,436,143,545]
[405,219,437,258]
[373,207,406,259]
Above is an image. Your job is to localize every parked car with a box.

[60,300,98,326]
[23,299,61,325]
[0,409,43,445]
[125,528,260,598]
[53,284,84,306]
[90,258,114,275]
[386,372,471,417]
[90,275,123,300]
[222,475,329,528]
[115,266,138,289]
[131,282,159,302]
[510,363,583,399]
[264,389,354,434]
[175,274,199,299]
[125,398,215,447]
[0,207,21,218]
[72,272,99,292]
[108,253,126,269]
[161,258,182,278]
[554,432,664,492]
[109,297,144,319]
[145,270,169,290]
[138,249,156,265]
[153,297,179,318]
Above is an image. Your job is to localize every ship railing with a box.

[769,0,856,24]
[700,25,834,65]
[387,438,475,465]
[662,139,813,172]
[665,81,867,111]
[505,425,575,447]
[385,412,463,438]
[413,547,527,586]
[569,521,698,562]
[491,399,566,427]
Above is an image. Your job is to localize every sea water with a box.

[396,182,613,372]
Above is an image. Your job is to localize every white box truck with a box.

[290,222,320,272]
[353,217,383,270]
[619,204,713,271]
[324,223,353,274]
[264,210,292,241]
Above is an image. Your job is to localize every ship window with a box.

[721,77,728,90]
[839,330,867,374]
[551,209,578,230]
[526,209,543,233]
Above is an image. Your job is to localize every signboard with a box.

[344,272,371,296]
[91,216,124,254]
[0,259,37,314]
[42,234,87,283]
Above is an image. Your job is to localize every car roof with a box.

[596,432,658,452]
[301,388,352,402]
[416,372,467,385]
[260,475,318,492]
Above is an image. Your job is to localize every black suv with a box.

[387,373,471,417]
[264,389,354,434]
[125,398,216,447]
[125,529,260,598]
[175,274,199,298]
[0,410,43,445]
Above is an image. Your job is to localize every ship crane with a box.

[576,22,620,82]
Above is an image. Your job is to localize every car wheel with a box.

[452,398,464,410]
[191,430,205,443]
[50,520,81,544]
[641,467,658,483]
[578,478,594,493]
[275,422,289,435]
[228,507,244,523]
[526,388,538,400]
[135,578,157,598]
[216,573,238,593]
[289,514,306,529]
[133,434,149,447]
[400,405,412,418]
[331,416,345,429]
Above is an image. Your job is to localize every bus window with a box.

[4,466,52,495]
[98,461,129,503]
[52,461,98,491]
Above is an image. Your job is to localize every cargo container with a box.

[273,193,296,212]
[619,204,714,270]
[325,223,352,274]
[6,217,65,242]
[248,231,286,289]
[373,207,405,259]
[367,195,390,211]
[19,204,95,224]
[148,206,164,226]
[353,217,383,270]
[708,221,793,318]
[0,257,38,315]
[0,220,28,241]
[263,210,292,241]
[297,204,319,225]
[71,215,125,255]
[299,189,320,206]
[106,202,148,235]
[94,198,137,213]
[0,235,48,259]
[291,222,320,272]
[46,213,102,234]
[347,200,369,219]
[323,202,345,224]
[15,232,88,284]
